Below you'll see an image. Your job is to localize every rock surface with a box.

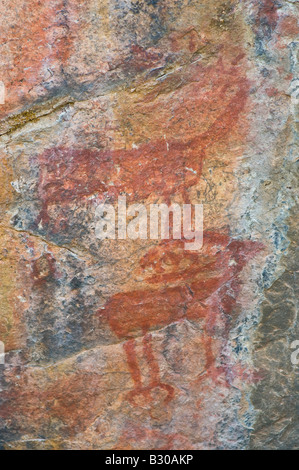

[0,0,298,450]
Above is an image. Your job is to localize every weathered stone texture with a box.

[0,0,298,450]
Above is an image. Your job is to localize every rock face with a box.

[0,0,298,450]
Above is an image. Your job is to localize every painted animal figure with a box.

[97,232,262,405]
[33,57,252,405]
[35,59,248,233]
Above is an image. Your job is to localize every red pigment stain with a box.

[0,369,109,438]
[266,87,280,97]
[169,27,205,54]
[257,0,279,32]
[0,0,78,118]
[125,45,164,73]
[31,252,57,287]
[123,333,175,406]
[0,238,263,439]
[36,137,203,227]
[278,15,299,38]
[97,232,263,404]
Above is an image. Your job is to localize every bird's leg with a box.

[123,335,175,406]
[123,339,143,403]
[142,333,175,404]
